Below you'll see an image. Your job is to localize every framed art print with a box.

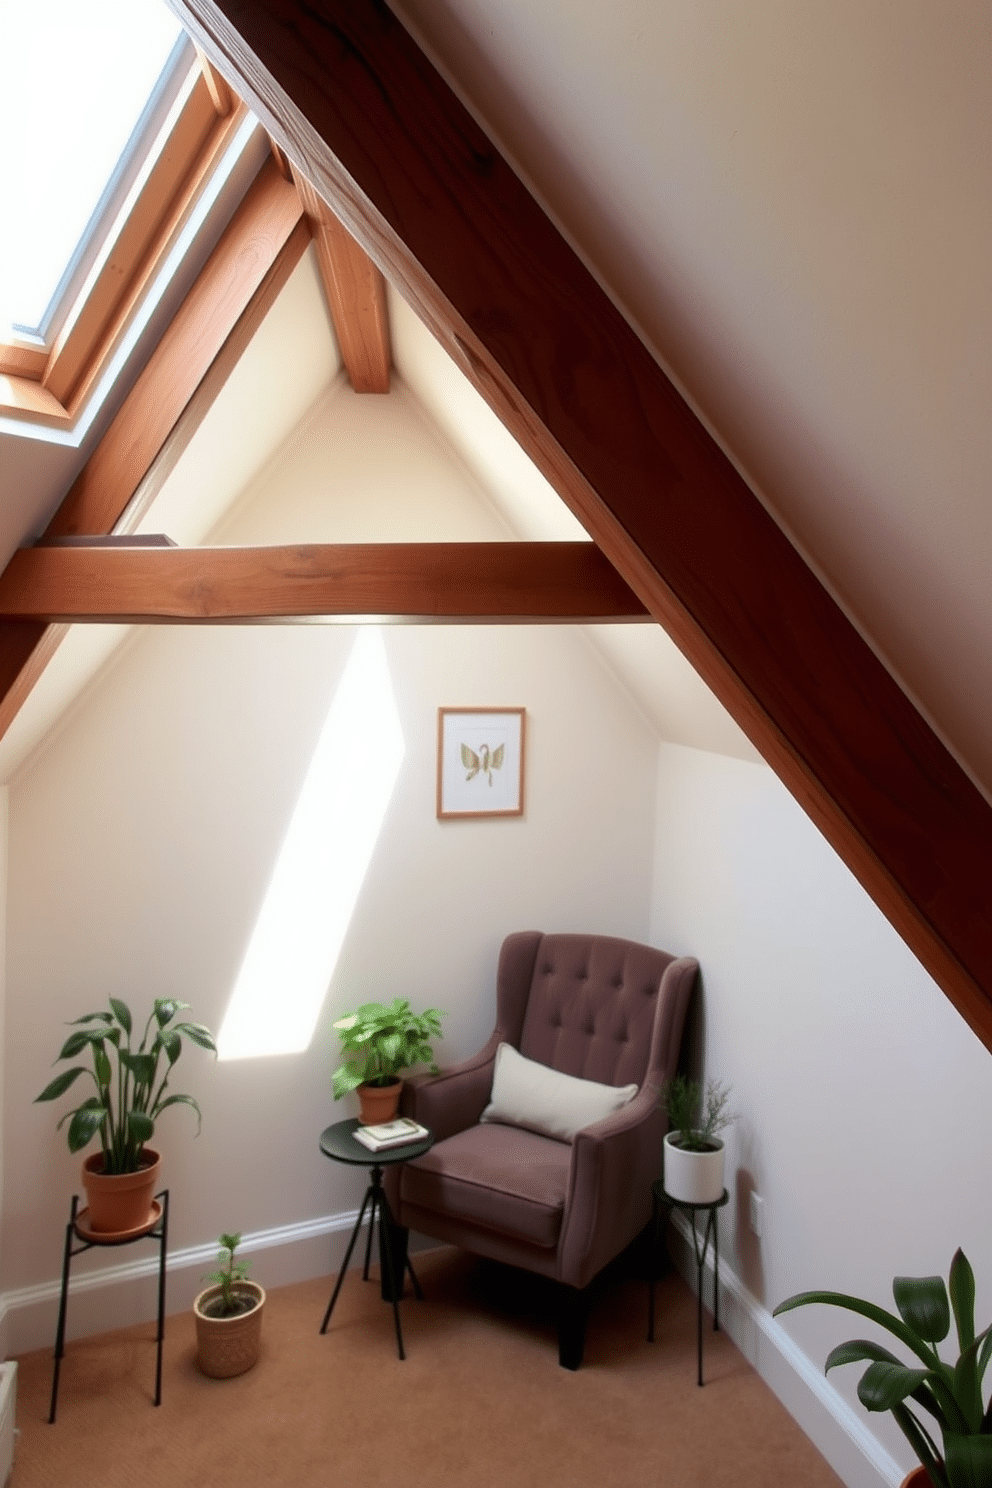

[437,708,526,819]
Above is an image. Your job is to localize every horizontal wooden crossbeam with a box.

[0,543,647,623]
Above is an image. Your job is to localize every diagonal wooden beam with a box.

[168,0,992,1050]
[0,542,645,624]
[0,158,308,744]
[292,167,391,392]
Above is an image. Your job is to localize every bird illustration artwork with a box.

[461,741,505,785]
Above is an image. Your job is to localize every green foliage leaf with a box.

[953,1328,991,1435]
[57,1029,102,1060]
[895,1275,952,1345]
[173,1022,217,1052]
[857,1360,931,1412]
[35,1066,88,1102]
[94,1046,113,1088]
[66,1104,107,1152]
[154,999,187,1028]
[332,1063,366,1099]
[945,1431,992,1488]
[127,1110,155,1144]
[108,998,132,1034]
[950,1250,977,1354]
[68,1012,113,1026]
[161,1032,182,1065]
[153,1092,203,1134]
[825,1339,904,1372]
[119,1050,157,1086]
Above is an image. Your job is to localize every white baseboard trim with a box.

[666,1214,907,1488]
[0,1207,377,1360]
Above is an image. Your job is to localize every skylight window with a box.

[0,0,185,341]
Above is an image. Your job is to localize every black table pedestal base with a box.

[320,1162,422,1360]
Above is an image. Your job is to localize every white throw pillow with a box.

[479,1042,638,1142]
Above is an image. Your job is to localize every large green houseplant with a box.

[36,996,216,1232]
[774,1249,992,1488]
[332,997,444,1124]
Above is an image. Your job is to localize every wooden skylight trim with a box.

[0,53,248,428]
[0,158,308,741]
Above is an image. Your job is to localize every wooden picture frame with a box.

[437,708,526,819]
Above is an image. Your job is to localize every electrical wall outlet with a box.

[749,1191,764,1237]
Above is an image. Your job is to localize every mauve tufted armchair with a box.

[384,930,698,1367]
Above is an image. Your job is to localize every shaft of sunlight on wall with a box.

[217,630,404,1059]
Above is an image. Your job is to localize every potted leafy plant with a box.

[35,997,216,1234]
[660,1074,735,1204]
[193,1232,266,1378]
[774,1249,992,1488]
[332,997,444,1125]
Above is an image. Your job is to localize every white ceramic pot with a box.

[663,1131,725,1205]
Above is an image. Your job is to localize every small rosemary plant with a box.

[662,1074,736,1151]
[203,1232,252,1317]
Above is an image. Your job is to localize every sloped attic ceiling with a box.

[162,0,992,1049]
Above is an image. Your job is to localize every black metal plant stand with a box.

[648,1180,729,1386]
[49,1189,169,1423]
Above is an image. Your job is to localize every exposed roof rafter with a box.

[293,167,391,393]
[167,0,992,1050]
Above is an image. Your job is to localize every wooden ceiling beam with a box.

[292,168,391,393]
[169,0,992,1050]
[0,158,308,744]
[0,542,645,624]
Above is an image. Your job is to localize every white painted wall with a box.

[0,380,658,1347]
[651,741,992,1484]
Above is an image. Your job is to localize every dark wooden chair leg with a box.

[557,1284,590,1370]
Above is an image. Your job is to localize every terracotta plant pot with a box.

[193,1281,266,1378]
[901,1468,937,1488]
[81,1148,161,1234]
[357,1079,402,1126]
[662,1131,725,1205]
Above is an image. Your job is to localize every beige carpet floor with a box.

[9,1247,844,1487]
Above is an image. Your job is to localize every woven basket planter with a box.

[193,1281,265,1378]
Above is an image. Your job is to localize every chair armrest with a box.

[557,1088,665,1290]
[400,1032,501,1141]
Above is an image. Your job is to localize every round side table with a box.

[648,1180,729,1386]
[318,1118,433,1360]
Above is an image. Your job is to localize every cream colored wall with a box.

[650,741,992,1483]
[1,381,658,1312]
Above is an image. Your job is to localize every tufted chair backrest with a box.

[501,931,687,1091]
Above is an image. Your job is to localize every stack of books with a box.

[353,1117,429,1152]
